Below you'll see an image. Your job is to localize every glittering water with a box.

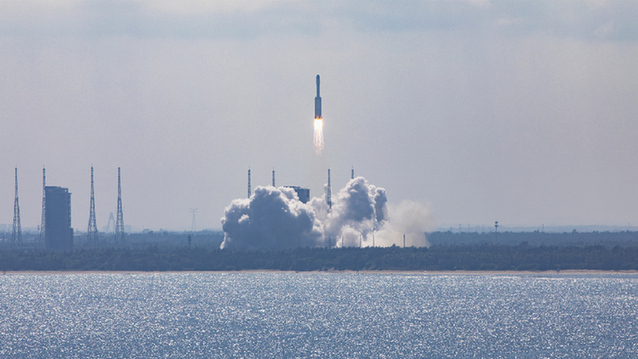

[1,272,637,358]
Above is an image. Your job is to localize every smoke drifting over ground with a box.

[221,177,434,250]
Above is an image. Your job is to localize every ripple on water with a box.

[0,272,637,358]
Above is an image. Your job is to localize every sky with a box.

[1,0,637,232]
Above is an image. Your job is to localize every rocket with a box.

[314,75,322,119]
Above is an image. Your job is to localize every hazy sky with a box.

[1,0,637,231]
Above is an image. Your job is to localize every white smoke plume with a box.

[319,177,385,247]
[374,200,435,247]
[221,186,324,250]
[220,176,434,249]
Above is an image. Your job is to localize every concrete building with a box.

[45,186,73,250]
[286,186,310,204]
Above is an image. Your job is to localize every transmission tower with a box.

[11,168,22,247]
[39,167,46,246]
[247,168,251,198]
[115,167,125,243]
[326,169,332,210]
[87,166,98,244]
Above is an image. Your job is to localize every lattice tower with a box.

[247,168,251,198]
[11,168,22,247]
[87,166,98,244]
[115,167,125,243]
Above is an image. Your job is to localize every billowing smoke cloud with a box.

[320,177,385,247]
[221,186,323,249]
[220,177,434,249]
[374,200,435,247]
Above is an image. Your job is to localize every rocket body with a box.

[313,75,324,155]
[314,75,322,119]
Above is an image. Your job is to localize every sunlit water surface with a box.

[1,272,637,358]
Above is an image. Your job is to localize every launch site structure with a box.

[11,168,22,247]
[87,166,98,244]
[39,167,46,246]
[45,186,73,250]
[247,168,251,198]
[115,167,125,243]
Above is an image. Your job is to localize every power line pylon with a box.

[11,168,22,247]
[115,167,125,244]
[87,166,98,244]
[39,167,46,247]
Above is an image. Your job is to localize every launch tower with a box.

[11,168,22,247]
[247,168,251,198]
[87,166,98,244]
[115,167,125,243]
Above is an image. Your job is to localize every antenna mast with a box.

[115,167,125,243]
[11,168,22,247]
[87,166,98,244]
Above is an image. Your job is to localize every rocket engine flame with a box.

[314,118,324,155]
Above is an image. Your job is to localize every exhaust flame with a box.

[314,118,324,155]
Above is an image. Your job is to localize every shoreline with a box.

[3,269,638,276]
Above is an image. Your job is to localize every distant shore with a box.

[3,269,638,276]
[3,245,638,272]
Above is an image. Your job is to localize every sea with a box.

[1,272,636,358]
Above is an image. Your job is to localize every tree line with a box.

[428,230,638,247]
[2,244,638,272]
